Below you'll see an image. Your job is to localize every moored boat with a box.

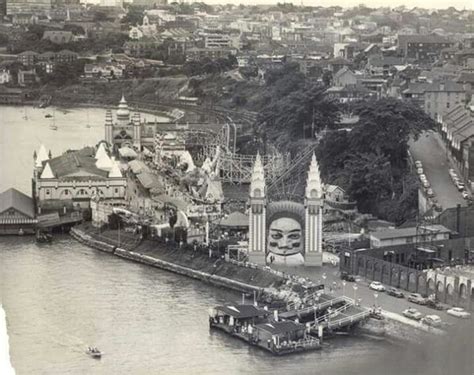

[86,346,102,358]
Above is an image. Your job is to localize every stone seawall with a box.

[70,227,264,295]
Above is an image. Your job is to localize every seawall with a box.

[70,227,269,295]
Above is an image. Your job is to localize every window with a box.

[115,188,119,194]
[46,189,50,195]
[406,237,413,243]
[64,189,69,196]
[447,102,450,108]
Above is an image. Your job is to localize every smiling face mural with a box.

[265,203,306,266]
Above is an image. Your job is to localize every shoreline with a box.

[70,226,284,296]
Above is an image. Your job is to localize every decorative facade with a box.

[248,153,323,267]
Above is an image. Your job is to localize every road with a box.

[286,264,471,328]
[409,131,466,210]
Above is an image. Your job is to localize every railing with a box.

[275,337,320,351]
[323,310,371,329]
[316,301,353,324]
[286,295,353,312]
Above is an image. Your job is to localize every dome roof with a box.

[116,95,130,118]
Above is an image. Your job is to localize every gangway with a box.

[281,295,351,320]
[312,306,370,331]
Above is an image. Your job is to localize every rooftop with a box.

[255,321,305,334]
[371,225,451,241]
[215,304,268,319]
[0,188,35,218]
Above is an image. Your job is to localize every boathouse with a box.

[0,188,37,235]
[210,305,269,334]
[253,321,307,348]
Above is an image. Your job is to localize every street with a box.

[287,263,471,328]
[409,131,466,210]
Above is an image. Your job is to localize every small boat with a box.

[49,124,58,130]
[86,347,102,358]
[36,231,52,243]
[45,114,52,118]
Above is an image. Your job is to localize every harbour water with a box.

[0,106,472,374]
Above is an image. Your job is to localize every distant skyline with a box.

[87,0,474,11]
[197,0,473,10]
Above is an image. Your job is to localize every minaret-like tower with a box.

[105,110,113,145]
[248,153,266,265]
[304,153,323,266]
[132,113,141,150]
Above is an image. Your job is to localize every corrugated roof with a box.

[219,212,249,228]
[371,225,451,240]
[255,321,305,334]
[44,147,109,180]
[216,305,268,319]
[0,188,35,218]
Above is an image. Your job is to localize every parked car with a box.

[427,188,435,197]
[425,299,444,310]
[340,272,356,282]
[369,281,385,292]
[407,293,427,305]
[462,191,470,199]
[421,314,443,327]
[386,287,404,298]
[402,308,423,321]
[417,168,423,175]
[456,182,465,191]
[446,307,471,319]
[422,180,430,188]
[420,174,427,181]
[415,161,423,169]
[449,168,456,177]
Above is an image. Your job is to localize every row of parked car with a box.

[368,281,471,320]
[449,168,470,200]
[415,161,436,199]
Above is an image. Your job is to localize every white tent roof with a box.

[95,143,108,160]
[95,152,113,171]
[108,160,123,178]
[36,144,49,167]
[40,162,54,179]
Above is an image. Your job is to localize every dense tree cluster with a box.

[182,55,237,76]
[316,98,436,223]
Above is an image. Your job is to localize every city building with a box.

[424,81,467,120]
[0,69,12,85]
[17,69,39,86]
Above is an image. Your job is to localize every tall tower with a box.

[105,110,113,145]
[248,153,266,265]
[304,153,323,266]
[132,112,141,150]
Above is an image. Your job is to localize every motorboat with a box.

[86,347,102,358]
[45,114,52,118]
[36,231,52,243]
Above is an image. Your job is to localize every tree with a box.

[121,6,145,26]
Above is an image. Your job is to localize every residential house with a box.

[42,31,74,44]
[397,34,454,63]
[18,69,39,86]
[424,81,467,120]
[366,55,406,77]
[0,69,12,84]
[333,67,357,87]
[84,63,125,79]
[402,82,429,109]
[185,47,236,62]
[325,84,373,103]
[17,51,38,67]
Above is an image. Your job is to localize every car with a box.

[417,168,423,175]
[369,281,385,291]
[340,272,356,282]
[402,308,423,321]
[420,174,427,181]
[422,180,430,188]
[422,314,443,327]
[456,181,465,191]
[425,299,444,310]
[427,188,435,197]
[415,161,423,169]
[407,293,427,305]
[462,191,470,199]
[446,307,471,319]
[386,287,404,298]
[449,168,456,177]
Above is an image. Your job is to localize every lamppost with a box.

[342,280,346,296]
[322,273,327,291]
[353,284,358,304]
[374,292,379,308]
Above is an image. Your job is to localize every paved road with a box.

[409,131,466,210]
[288,264,471,328]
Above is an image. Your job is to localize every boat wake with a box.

[0,305,15,375]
